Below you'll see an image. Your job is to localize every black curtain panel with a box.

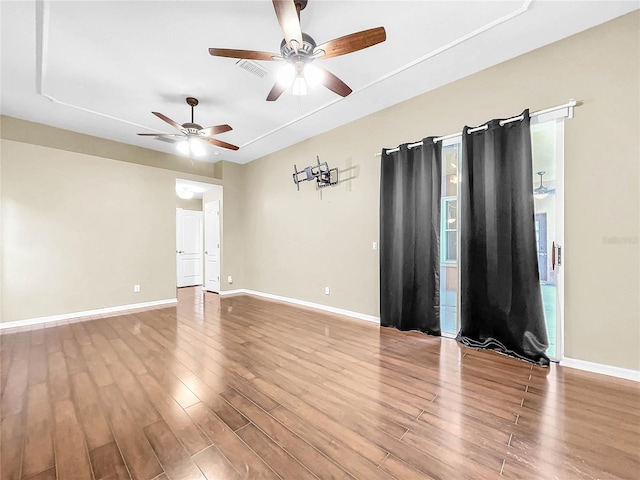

[457,110,550,365]
[380,139,442,335]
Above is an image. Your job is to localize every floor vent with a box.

[236,59,270,79]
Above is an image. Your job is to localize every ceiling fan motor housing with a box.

[181,123,203,134]
[280,33,316,62]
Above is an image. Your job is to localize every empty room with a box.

[1,1,639,479]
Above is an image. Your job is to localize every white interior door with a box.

[176,208,203,287]
[204,201,221,293]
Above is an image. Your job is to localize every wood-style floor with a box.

[1,288,639,480]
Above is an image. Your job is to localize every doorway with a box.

[437,115,565,361]
[531,116,565,361]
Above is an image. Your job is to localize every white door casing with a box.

[176,209,203,287]
[204,201,221,293]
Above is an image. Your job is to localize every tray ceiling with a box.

[1,1,637,164]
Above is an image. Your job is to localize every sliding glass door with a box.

[439,140,460,337]
[438,116,564,361]
[531,116,565,361]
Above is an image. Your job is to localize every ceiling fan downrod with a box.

[186,97,198,124]
[294,0,307,19]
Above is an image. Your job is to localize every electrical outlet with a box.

[227,275,233,284]
[372,241,378,251]
[133,284,141,293]
[324,286,330,295]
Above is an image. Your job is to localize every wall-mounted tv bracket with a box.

[292,156,339,191]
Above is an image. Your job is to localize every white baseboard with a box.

[220,288,380,324]
[219,289,247,296]
[561,357,640,382]
[0,298,178,330]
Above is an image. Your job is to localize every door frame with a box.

[551,117,565,362]
[204,200,221,293]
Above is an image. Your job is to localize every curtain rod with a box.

[377,99,579,156]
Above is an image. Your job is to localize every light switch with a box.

[372,241,378,251]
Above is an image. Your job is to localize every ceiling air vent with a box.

[236,59,269,79]
[154,136,179,145]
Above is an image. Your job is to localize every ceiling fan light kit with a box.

[208,0,386,101]
[177,138,206,157]
[137,96,239,156]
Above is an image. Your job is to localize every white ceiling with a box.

[1,1,637,165]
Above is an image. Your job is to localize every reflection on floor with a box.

[440,288,457,336]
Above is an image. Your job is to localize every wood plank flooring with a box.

[1,287,639,479]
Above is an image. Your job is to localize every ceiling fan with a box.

[137,97,239,155]
[209,0,386,101]
[534,171,555,198]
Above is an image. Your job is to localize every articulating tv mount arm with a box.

[292,156,339,191]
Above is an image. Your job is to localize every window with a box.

[441,197,457,263]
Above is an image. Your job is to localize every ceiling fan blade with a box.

[316,66,352,97]
[137,133,181,137]
[272,0,303,49]
[314,27,386,59]
[152,112,185,132]
[199,125,233,136]
[206,137,240,151]
[208,48,282,61]
[266,81,286,102]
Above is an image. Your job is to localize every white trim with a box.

[561,357,640,382]
[219,289,380,324]
[218,288,247,296]
[552,118,566,362]
[0,298,177,330]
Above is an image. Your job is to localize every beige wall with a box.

[238,12,639,370]
[211,161,246,291]
[0,138,221,323]
[1,116,220,179]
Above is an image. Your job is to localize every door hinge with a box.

[217,243,219,248]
